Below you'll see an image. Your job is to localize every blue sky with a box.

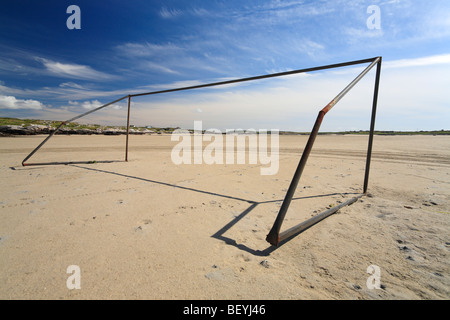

[0,0,449,131]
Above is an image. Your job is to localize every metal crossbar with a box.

[21,57,382,247]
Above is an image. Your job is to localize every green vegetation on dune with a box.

[0,117,448,135]
[0,117,177,134]
[333,130,450,136]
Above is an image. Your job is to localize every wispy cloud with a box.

[0,46,120,82]
[383,53,450,69]
[296,39,326,60]
[35,58,118,81]
[0,80,125,101]
[142,61,181,75]
[159,7,183,19]
[190,7,210,17]
[344,27,384,42]
[114,42,187,75]
[159,6,214,19]
[231,0,337,25]
[115,42,182,57]
[59,82,88,90]
[115,40,228,76]
[0,77,208,103]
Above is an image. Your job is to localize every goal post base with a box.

[266,194,364,247]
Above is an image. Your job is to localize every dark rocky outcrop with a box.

[0,125,155,136]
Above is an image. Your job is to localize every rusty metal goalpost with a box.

[22,56,382,247]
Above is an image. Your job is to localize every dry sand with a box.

[0,134,449,299]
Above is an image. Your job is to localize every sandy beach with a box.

[0,134,449,299]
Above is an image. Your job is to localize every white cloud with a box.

[80,100,103,110]
[59,82,87,89]
[77,99,123,111]
[36,58,118,81]
[344,27,384,41]
[116,42,182,58]
[297,39,326,59]
[159,7,183,19]
[384,54,450,69]
[114,42,187,74]
[142,61,180,74]
[190,8,210,17]
[147,79,205,89]
[0,95,44,110]
[243,0,337,22]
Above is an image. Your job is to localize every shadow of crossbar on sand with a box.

[61,164,356,256]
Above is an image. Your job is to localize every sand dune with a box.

[0,134,449,299]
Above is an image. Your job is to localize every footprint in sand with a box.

[205,267,235,281]
[376,210,394,219]
[134,219,152,234]
[0,235,8,246]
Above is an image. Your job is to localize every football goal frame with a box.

[22,56,382,247]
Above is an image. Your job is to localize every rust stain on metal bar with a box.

[321,57,380,115]
[321,100,337,115]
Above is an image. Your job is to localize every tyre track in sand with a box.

[3,144,449,167]
[279,148,450,167]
